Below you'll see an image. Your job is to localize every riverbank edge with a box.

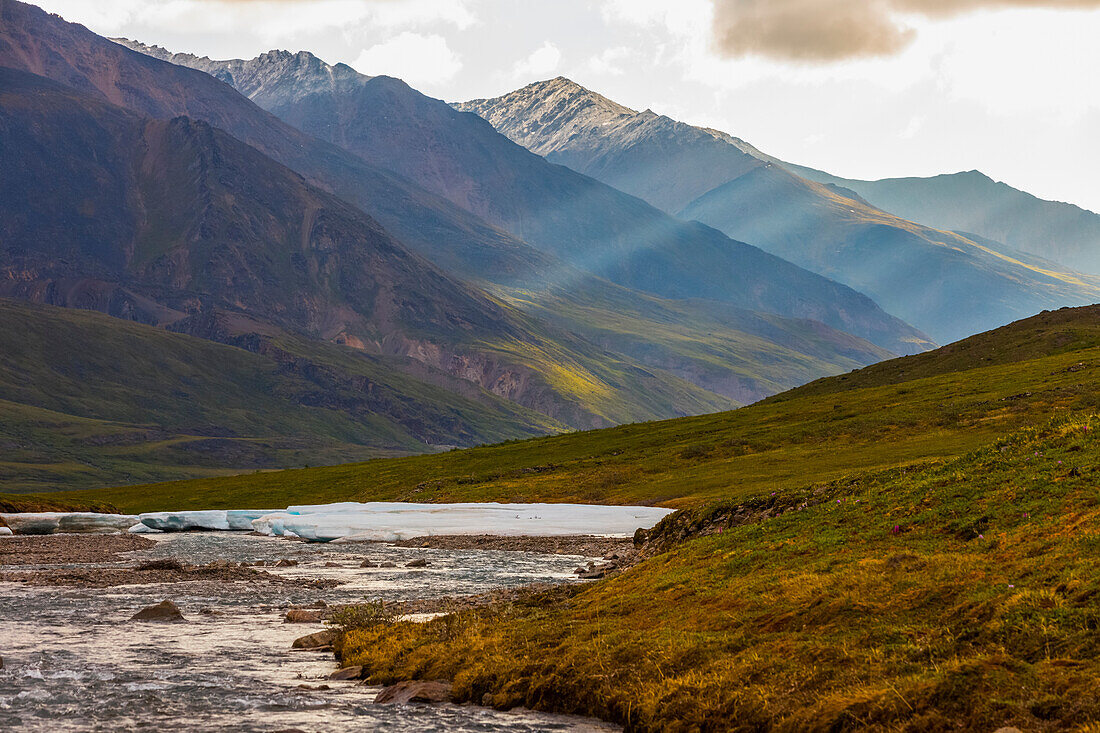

[327,511,718,726]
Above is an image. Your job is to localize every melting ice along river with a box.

[0,531,625,732]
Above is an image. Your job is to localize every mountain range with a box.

[458,77,1100,343]
[114,39,930,359]
[7,3,1098,726]
[0,0,930,488]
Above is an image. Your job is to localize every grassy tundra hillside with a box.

[65,305,1100,514]
[339,415,1100,730]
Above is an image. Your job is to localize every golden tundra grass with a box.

[339,417,1100,731]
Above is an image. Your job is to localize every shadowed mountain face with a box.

[787,166,1100,277]
[113,40,932,358]
[0,64,738,429]
[459,78,1100,344]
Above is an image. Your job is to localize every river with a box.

[0,532,618,731]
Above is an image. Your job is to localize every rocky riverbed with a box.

[0,531,621,731]
[393,534,634,557]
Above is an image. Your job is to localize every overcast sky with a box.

[35,0,1100,212]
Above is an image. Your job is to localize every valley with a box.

[2,0,1099,730]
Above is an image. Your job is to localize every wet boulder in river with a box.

[284,608,324,623]
[291,630,336,650]
[131,600,185,622]
[374,680,452,704]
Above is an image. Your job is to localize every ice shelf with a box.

[0,513,138,535]
[252,502,674,542]
[2,502,675,541]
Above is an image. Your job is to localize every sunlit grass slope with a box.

[69,305,1100,513]
[340,416,1100,730]
[497,279,896,405]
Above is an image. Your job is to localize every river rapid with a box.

[0,532,618,732]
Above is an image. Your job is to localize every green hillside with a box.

[66,305,1100,513]
[341,415,1100,730]
[0,299,564,493]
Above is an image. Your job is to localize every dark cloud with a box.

[712,0,1100,62]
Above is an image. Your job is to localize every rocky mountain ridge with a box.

[458,76,1100,343]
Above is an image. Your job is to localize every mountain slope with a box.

[0,298,564,493]
[460,78,1100,343]
[72,303,1100,513]
[0,64,732,429]
[459,76,772,215]
[788,165,1100,275]
[678,165,1100,343]
[495,282,894,404]
[113,40,930,358]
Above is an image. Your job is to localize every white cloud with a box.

[38,0,475,46]
[585,46,632,76]
[512,41,562,78]
[353,32,462,87]
[600,0,711,36]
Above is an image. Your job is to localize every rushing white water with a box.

[0,533,619,732]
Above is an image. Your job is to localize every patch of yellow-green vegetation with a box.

[339,417,1100,731]
[68,318,1100,513]
[476,329,736,427]
[496,280,893,404]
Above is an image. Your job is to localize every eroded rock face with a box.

[291,630,336,650]
[374,680,452,705]
[130,600,185,622]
